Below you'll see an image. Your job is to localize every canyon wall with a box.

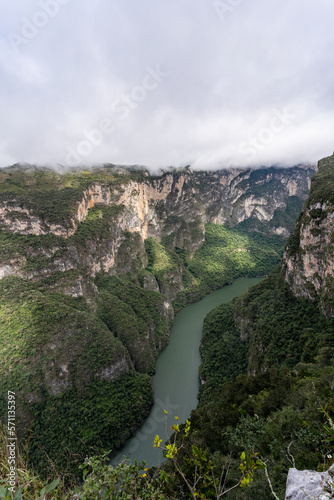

[284,155,334,317]
[0,164,315,284]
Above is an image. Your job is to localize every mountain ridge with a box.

[0,161,317,479]
[190,154,334,498]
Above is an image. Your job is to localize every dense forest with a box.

[1,159,333,498]
[180,267,334,498]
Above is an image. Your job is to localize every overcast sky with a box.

[1,0,334,170]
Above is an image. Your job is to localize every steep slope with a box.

[199,155,334,386]
[0,164,314,281]
[0,162,315,478]
[190,155,334,498]
[0,164,313,239]
[0,164,314,302]
[284,154,334,317]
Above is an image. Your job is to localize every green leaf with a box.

[166,443,177,458]
[153,435,163,448]
[241,476,250,488]
[13,488,22,500]
[0,486,7,500]
[45,479,60,494]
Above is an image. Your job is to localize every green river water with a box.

[111,277,262,468]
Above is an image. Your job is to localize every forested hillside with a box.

[182,156,334,498]
[0,163,313,480]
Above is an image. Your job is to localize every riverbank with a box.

[111,277,262,468]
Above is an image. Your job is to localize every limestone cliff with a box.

[0,164,315,286]
[0,162,319,479]
[189,156,333,500]
[284,155,334,317]
[0,163,316,393]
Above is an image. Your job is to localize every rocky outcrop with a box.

[0,164,315,287]
[285,465,334,499]
[0,165,315,240]
[284,156,334,317]
[142,271,160,292]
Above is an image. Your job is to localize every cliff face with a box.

[0,162,317,476]
[195,156,334,500]
[284,155,334,317]
[0,164,317,396]
[0,164,315,284]
[0,163,316,390]
[0,165,314,236]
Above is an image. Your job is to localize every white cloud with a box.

[0,0,334,169]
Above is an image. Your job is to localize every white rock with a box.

[285,466,334,500]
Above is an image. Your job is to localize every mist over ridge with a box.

[1,0,334,169]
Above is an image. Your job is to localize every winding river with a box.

[111,277,262,468]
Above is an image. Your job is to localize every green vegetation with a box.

[1,401,333,499]
[190,267,334,497]
[0,164,140,227]
[0,162,324,497]
[306,155,334,207]
[179,161,334,496]
[145,237,199,307]
[0,231,66,265]
[0,214,290,484]
[0,273,174,480]
[29,374,153,479]
[176,366,334,499]
[0,421,265,499]
[152,414,266,498]
[187,224,284,295]
[199,268,334,404]
[0,420,64,499]
[95,275,173,373]
[143,223,286,312]
[77,455,167,499]
[145,238,179,279]
[71,204,125,246]
[1,249,333,497]
[199,302,248,398]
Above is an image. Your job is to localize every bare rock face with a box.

[0,165,315,244]
[285,466,334,500]
[284,203,334,314]
[142,271,160,292]
[0,164,315,290]
[284,156,334,317]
